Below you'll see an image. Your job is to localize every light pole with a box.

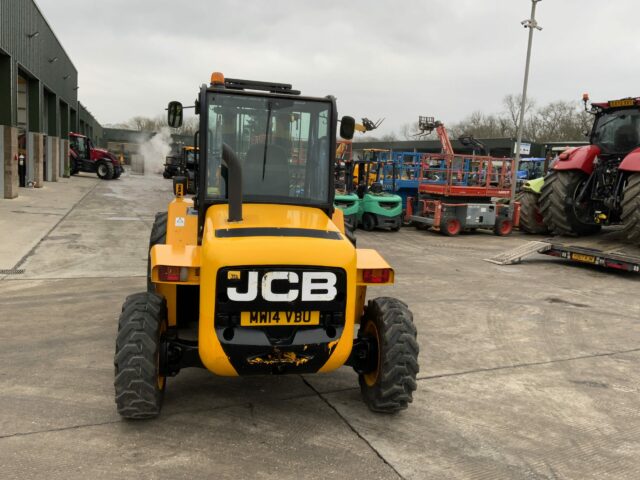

[511,0,542,206]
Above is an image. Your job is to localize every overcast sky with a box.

[36,0,640,136]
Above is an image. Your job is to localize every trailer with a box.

[486,227,640,273]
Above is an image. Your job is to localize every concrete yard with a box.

[1,172,639,480]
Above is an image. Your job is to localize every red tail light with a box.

[362,268,391,283]
[159,265,181,282]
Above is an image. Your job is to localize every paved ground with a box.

[1,172,639,479]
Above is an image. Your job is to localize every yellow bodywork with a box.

[150,198,394,377]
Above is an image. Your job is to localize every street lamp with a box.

[511,0,542,206]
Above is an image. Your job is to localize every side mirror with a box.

[340,116,355,140]
[167,101,183,128]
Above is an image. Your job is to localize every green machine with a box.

[334,141,359,230]
[354,150,402,231]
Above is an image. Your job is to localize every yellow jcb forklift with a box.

[114,72,419,418]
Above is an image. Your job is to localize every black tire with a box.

[516,191,548,234]
[539,170,601,236]
[112,169,122,179]
[358,297,419,413]
[362,213,376,232]
[97,161,115,180]
[622,173,640,243]
[344,219,357,246]
[70,157,79,175]
[114,291,167,419]
[413,221,428,230]
[147,212,167,292]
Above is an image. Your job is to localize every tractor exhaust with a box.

[222,143,243,222]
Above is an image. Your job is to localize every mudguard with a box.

[554,145,600,174]
[619,147,640,172]
[522,176,545,194]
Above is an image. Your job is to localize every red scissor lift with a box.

[406,153,520,236]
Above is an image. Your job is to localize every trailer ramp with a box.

[484,241,551,265]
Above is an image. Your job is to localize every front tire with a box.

[516,191,548,234]
[114,291,167,419]
[622,173,640,243]
[97,161,115,180]
[362,213,376,231]
[539,170,601,236]
[358,297,419,413]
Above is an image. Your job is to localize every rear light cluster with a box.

[362,268,391,283]
[159,265,189,282]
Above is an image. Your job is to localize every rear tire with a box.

[97,161,115,180]
[147,212,167,292]
[362,213,376,232]
[516,191,548,234]
[622,173,640,243]
[539,170,601,236]
[114,291,167,419]
[358,297,419,413]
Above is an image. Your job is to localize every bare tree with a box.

[503,94,536,136]
[400,122,420,140]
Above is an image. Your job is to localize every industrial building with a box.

[0,0,102,198]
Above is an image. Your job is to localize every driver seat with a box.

[243,144,290,197]
[614,124,639,152]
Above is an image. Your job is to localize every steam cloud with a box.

[139,127,172,175]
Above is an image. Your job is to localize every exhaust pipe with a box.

[222,143,243,222]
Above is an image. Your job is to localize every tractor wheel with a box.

[97,161,115,180]
[622,173,640,243]
[516,191,548,234]
[112,169,122,179]
[362,213,376,232]
[440,216,461,236]
[114,291,167,419]
[494,218,513,236]
[147,212,168,292]
[70,158,79,175]
[539,170,601,236]
[358,297,419,413]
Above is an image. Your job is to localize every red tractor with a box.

[69,132,123,180]
[540,95,640,241]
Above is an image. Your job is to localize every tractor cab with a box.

[589,98,640,157]
[70,133,90,159]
